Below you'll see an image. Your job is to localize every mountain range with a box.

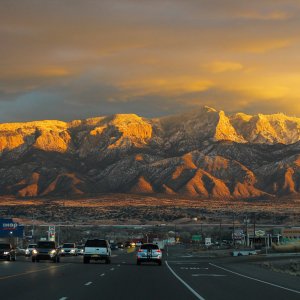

[0,106,300,199]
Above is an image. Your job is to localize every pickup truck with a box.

[83,239,111,264]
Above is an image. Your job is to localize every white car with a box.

[25,244,37,257]
[60,243,78,256]
[136,243,162,266]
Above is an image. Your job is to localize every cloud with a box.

[237,10,291,21]
[235,39,293,53]
[119,77,214,97]
[205,61,244,73]
[1,0,300,119]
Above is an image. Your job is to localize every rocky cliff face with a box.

[0,106,300,199]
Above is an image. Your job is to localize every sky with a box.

[1,0,300,122]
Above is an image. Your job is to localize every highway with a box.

[1,245,299,300]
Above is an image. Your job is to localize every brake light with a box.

[138,249,143,252]
[156,249,161,253]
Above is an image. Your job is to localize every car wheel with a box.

[12,256,16,261]
[137,260,141,265]
[105,258,111,264]
[32,257,36,262]
[7,255,11,261]
[158,260,162,266]
[57,257,60,263]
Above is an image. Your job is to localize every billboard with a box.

[0,218,24,238]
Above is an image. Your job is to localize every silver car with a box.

[25,244,37,257]
[136,243,162,266]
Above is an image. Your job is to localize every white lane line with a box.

[117,264,121,267]
[209,263,300,295]
[181,267,209,270]
[110,268,115,271]
[166,261,205,300]
[84,281,92,286]
[100,273,105,277]
[59,297,68,300]
[192,274,226,277]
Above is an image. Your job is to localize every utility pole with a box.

[232,213,235,248]
[219,217,222,246]
[253,213,256,249]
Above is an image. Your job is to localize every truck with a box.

[83,239,111,264]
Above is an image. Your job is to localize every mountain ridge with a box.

[0,106,300,199]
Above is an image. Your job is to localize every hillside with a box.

[0,106,300,199]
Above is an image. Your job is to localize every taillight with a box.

[138,249,143,252]
[156,249,161,253]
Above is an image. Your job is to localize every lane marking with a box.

[168,261,208,264]
[209,263,300,295]
[192,274,226,277]
[84,281,92,286]
[117,264,121,267]
[110,268,115,271]
[100,273,105,277]
[59,297,68,300]
[181,267,209,270]
[166,261,206,300]
[0,264,68,281]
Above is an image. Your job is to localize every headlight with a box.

[4,251,9,255]
[50,250,56,254]
[61,249,64,252]
[32,249,38,254]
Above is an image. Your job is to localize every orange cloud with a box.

[38,67,70,77]
[119,77,214,96]
[206,61,244,73]
[235,39,292,53]
[237,11,291,21]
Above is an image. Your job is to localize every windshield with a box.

[0,244,10,249]
[63,243,75,248]
[37,242,56,249]
[140,244,159,250]
[85,240,107,247]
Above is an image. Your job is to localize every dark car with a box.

[0,243,16,261]
[110,243,118,250]
[117,242,124,249]
[32,241,60,263]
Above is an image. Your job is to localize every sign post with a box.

[48,225,55,241]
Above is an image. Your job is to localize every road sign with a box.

[192,235,202,241]
[0,218,24,238]
[205,237,212,246]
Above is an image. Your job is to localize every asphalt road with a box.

[0,245,299,300]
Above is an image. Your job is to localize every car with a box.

[110,243,118,250]
[0,243,16,261]
[83,239,111,264]
[25,244,37,257]
[117,242,124,249]
[32,241,60,263]
[60,243,78,256]
[77,245,84,255]
[136,243,162,266]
